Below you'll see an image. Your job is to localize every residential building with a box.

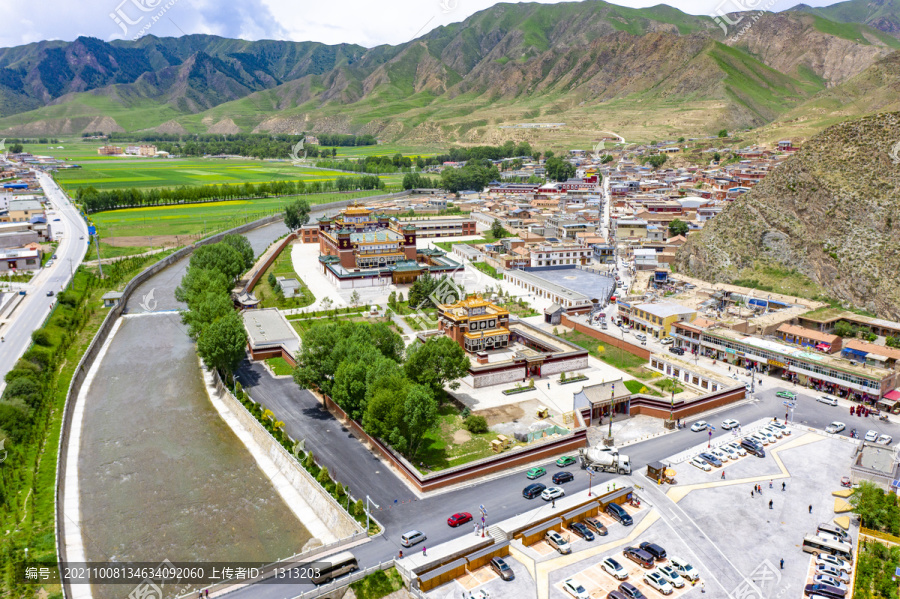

[0,247,41,272]
[97,146,123,156]
[775,324,842,354]
[627,302,697,338]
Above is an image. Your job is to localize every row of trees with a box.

[108,132,377,146]
[175,235,254,374]
[293,320,468,458]
[401,173,441,190]
[77,175,384,213]
[440,162,500,193]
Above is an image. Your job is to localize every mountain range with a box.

[2,0,900,143]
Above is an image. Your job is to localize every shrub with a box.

[317,466,331,485]
[464,415,489,434]
[31,329,52,347]
[57,291,78,307]
[23,347,52,370]
[267,272,277,288]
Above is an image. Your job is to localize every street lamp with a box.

[588,470,595,497]
[365,495,379,534]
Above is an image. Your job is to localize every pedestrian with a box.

[701,582,705,593]
[721,471,725,479]
[198,592,202,599]
[782,482,786,491]
[399,550,403,559]
[780,558,784,570]
[423,546,427,556]
[552,498,556,508]
[751,490,754,498]
[769,480,773,489]
[769,499,773,509]
[205,591,209,598]
[809,505,813,514]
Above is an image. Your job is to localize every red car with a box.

[447,512,473,527]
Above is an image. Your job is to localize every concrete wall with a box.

[542,356,589,376]
[212,372,361,538]
[245,232,298,292]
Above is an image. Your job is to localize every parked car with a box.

[668,557,699,581]
[639,542,667,561]
[556,455,577,467]
[698,452,722,467]
[584,517,608,536]
[668,346,685,355]
[817,523,851,543]
[643,571,674,595]
[814,565,850,583]
[400,530,426,547]
[726,442,747,456]
[690,457,711,471]
[877,434,893,445]
[818,395,839,406]
[740,438,765,457]
[623,547,655,568]
[602,557,629,580]
[710,448,730,462]
[617,582,646,599]
[564,578,590,599]
[607,592,629,599]
[776,390,797,400]
[804,583,846,598]
[447,512,472,527]
[812,575,847,591]
[489,557,514,580]
[661,337,674,345]
[815,554,851,573]
[719,445,740,460]
[865,430,879,442]
[750,432,770,446]
[769,420,790,434]
[607,502,633,526]
[690,421,708,432]
[656,565,685,588]
[526,467,547,479]
[523,483,546,499]
[721,419,740,430]
[542,486,565,501]
[553,471,574,484]
[825,422,846,434]
[763,426,783,439]
[570,522,595,541]
[546,530,571,554]
[757,429,777,443]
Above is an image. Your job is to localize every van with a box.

[623,546,655,568]
[817,523,850,543]
[400,530,426,548]
[606,502,633,526]
[740,438,765,458]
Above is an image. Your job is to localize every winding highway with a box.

[0,170,88,394]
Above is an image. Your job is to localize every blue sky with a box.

[0,0,844,49]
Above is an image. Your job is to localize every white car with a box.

[750,432,770,446]
[563,578,590,599]
[726,442,747,456]
[644,571,674,595]
[815,564,850,583]
[690,457,712,471]
[668,557,699,581]
[878,434,893,445]
[719,445,739,460]
[656,565,685,588]
[865,430,879,442]
[710,448,730,462]
[812,575,847,591]
[542,486,565,501]
[825,421,846,434]
[601,557,629,580]
[769,421,791,435]
[815,554,851,572]
[691,421,708,432]
[721,419,740,430]
[763,426,783,439]
[818,395,839,406]
[661,337,674,345]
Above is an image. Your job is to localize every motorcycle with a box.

[879,414,889,423]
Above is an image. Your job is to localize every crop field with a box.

[53,157,391,191]
[90,191,384,239]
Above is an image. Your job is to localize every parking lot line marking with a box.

[533,511,661,599]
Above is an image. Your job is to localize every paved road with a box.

[0,171,88,393]
[227,361,900,598]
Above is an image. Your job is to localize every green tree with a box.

[284,198,311,230]
[9,142,23,153]
[545,156,576,182]
[402,384,439,457]
[718,129,729,138]
[190,243,246,283]
[668,219,690,237]
[464,414,488,434]
[601,154,614,164]
[404,336,470,392]
[834,320,854,337]
[491,219,506,239]
[350,291,360,306]
[181,291,234,339]
[644,154,667,169]
[222,234,254,271]
[197,312,248,375]
[175,267,230,304]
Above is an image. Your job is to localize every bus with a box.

[310,551,359,584]
[802,535,853,560]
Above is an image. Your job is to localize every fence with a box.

[560,313,651,360]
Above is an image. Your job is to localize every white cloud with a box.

[0,0,849,49]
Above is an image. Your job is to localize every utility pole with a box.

[365,495,379,534]
[95,232,104,278]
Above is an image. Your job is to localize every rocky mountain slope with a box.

[675,111,900,319]
[1,0,899,141]
[791,0,900,38]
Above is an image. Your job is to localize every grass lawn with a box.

[499,300,539,317]
[416,404,506,472]
[653,377,685,394]
[471,261,503,280]
[564,331,653,378]
[253,244,315,310]
[265,357,295,376]
[89,190,383,239]
[291,314,391,336]
[349,568,405,599]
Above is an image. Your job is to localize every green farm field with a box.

[54,157,404,191]
[91,191,385,239]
